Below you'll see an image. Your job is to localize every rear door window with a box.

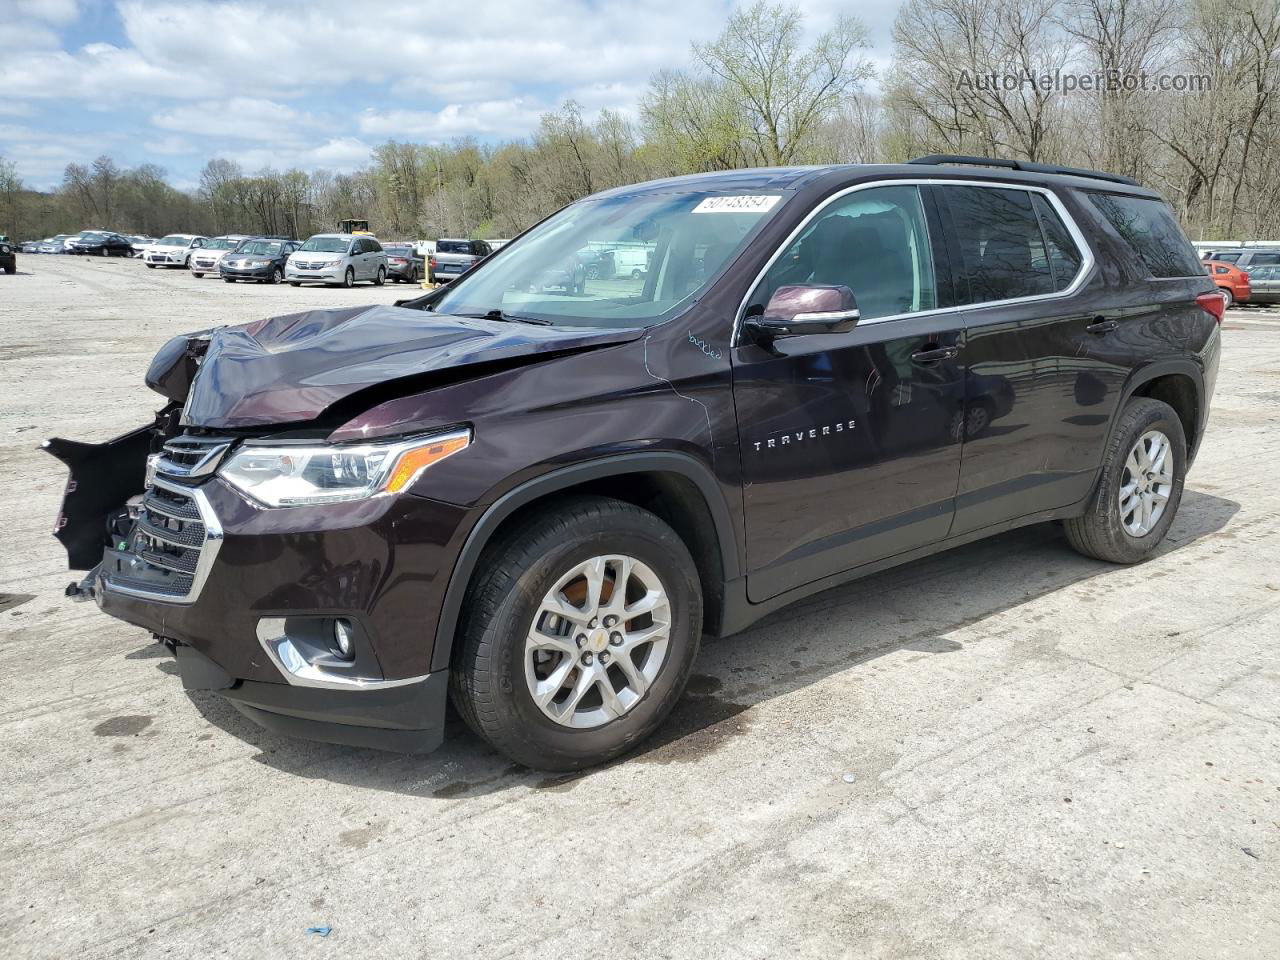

[1030,193,1084,291]
[1247,252,1280,267]
[940,186,1058,303]
[1087,192,1202,278]
[752,183,937,320]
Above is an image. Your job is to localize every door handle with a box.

[910,345,959,364]
[1086,318,1119,334]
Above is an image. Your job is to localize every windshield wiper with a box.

[459,309,553,326]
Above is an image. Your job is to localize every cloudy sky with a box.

[0,0,901,191]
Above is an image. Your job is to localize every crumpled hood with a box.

[178,303,644,429]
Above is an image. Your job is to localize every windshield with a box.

[79,232,107,241]
[203,238,237,250]
[158,235,188,246]
[430,191,785,328]
[299,237,351,253]
[238,240,283,255]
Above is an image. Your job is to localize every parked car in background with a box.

[1244,264,1280,305]
[189,235,250,277]
[429,238,490,283]
[38,235,71,254]
[45,157,1222,770]
[1204,248,1280,272]
[487,238,511,250]
[69,231,135,257]
[286,234,387,287]
[129,236,155,258]
[1206,260,1250,306]
[0,238,14,274]
[144,234,207,268]
[219,237,301,284]
[382,242,424,283]
[21,240,42,254]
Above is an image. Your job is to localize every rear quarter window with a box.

[1088,192,1202,278]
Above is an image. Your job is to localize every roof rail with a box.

[908,154,1140,187]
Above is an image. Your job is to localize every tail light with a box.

[1196,291,1225,323]
[429,258,437,269]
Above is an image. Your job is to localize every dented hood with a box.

[176,304,644,429]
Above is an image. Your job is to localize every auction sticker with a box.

[692,195,781,214]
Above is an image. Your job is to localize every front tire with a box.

[192,272,204,278]
[1064,398,1186,564]
[271,266,283,284]
[342,267,354,288]
[450,496,703,771]
[288,281,301,287]
[223,277,235,283]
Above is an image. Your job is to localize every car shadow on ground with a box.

[176,487,1239,799]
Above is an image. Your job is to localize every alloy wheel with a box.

[1119,429,1174,537]
[524,555,671,729]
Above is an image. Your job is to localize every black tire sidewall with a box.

[464,504,702,769]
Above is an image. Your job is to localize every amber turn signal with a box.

[384,432,470,493]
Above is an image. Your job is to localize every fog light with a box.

[332,618,355,660]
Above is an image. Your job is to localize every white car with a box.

[189,235,250,278]
[286,234,387,287]
[63,230,99,252]
[144,234,208,268]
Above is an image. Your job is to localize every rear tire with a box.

[1064,398,1186,564]
[1219,287,1234,307]
[374,265,386,286]
[450,496,703,771]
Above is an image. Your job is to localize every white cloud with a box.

[152,98,326,142]
[143,135,196,156]
[358,100,545,141]
[14,0,80,26]
[216,137,374,174]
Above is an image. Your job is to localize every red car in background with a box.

[1206,259,1250,306]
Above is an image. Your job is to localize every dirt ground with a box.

[2,254,1278,959]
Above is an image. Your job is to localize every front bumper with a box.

[286,263,343,282]
[221,262,275,280]
[146,252,185,264]
[190,257,224,273]
[64,447,472,752]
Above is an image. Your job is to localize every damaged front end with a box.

[45,330,213,602]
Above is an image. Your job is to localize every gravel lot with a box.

[2,255,1278,959]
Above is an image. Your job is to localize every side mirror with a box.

[749,284,860,336]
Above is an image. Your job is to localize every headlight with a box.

[218,430,470,507]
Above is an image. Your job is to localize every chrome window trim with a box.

[731,177,1096,347]
[255,618,432,690]
[102,476,223,605]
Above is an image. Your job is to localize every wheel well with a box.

[471,471,727,635]
[1131,373,1198,451]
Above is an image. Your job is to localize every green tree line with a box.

[2,0,1278,244]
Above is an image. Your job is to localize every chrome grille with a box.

[154,436,231,478]
[102,439,228,604]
